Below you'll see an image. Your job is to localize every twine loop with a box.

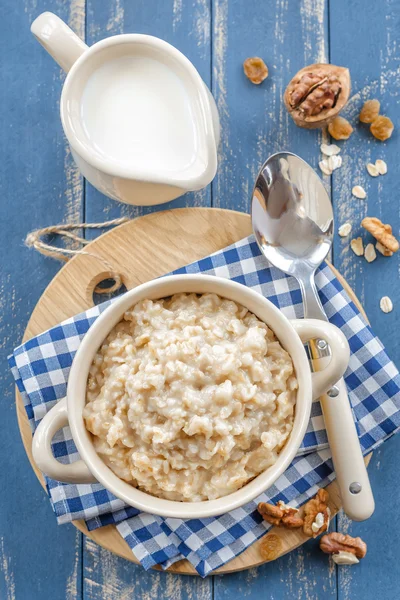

[25,218,130,294]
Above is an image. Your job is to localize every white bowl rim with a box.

[68,274,312,518]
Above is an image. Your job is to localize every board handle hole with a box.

[93,279,128,306]
[86,271,128,306]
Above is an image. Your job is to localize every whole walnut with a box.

[284,64,351,129]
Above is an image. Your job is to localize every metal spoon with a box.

[251,151,375,521]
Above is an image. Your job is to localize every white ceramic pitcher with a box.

[31,12,220,206]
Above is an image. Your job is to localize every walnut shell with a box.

[284,64,351,129]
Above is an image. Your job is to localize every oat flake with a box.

[367,163,379,177]
[328,155,342,171]
[364,243,376,263]
[375,159,387,175]
[320,143,341,156]
[338,222,352,237]
[352,185,366,199]
[319,159,332,176]
[380,296,393,313]
[350,237,364,256]
[332,552,360,566]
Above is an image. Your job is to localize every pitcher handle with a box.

[31,12,89,72]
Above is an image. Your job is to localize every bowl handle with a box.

[291,319,350,400]
[32,397,96,484]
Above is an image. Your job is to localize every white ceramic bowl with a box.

[32,275,349,518]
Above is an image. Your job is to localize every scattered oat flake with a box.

[350,237,364,256]
[338,222,352,237]
[352,185,366,199]
[380,296,393,313]
[375,159,387,175]
[319,159,332,176]
[376,241,393,256]
[367,163,379,177]
[328,155,342,171]
[332,552,360,566]
[320,143,341,156]
[364,243,377,263]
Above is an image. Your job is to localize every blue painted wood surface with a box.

[1,0,399,598]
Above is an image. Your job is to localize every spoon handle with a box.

[298,270,327,321]
[301,270,375,521]
[318,377,375,521]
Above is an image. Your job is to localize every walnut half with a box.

[284,64,351,129]
[361,217,399,253]
[303,489,330,538]
[258,501,304,528]
[320,532,367,560]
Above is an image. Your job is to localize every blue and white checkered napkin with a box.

[9,235,400,576]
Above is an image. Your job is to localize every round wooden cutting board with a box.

[15,207,370,575]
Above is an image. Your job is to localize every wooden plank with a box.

[3,0,398,596]
[212,0,330,213]
[336,440,400,600]
[330,0,400,358]
[84,0,212,239]
[83,538,212,600]
[211,0,335,597]
[214,539,336,600]
[0,0,85,598]
[83,2,213,597]
[330,1,400,599]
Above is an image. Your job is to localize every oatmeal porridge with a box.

[83,293,298,502]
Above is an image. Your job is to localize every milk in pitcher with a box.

[80,55,198,173]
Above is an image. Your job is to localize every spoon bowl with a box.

[252,152,333,277]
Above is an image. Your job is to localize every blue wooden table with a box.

[1,1,399,598]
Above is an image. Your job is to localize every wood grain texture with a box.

[2,0,400,597]
[81,2,213,594]
[84,0,212,236]
[0,1,84,599]
[210,0,332,596]
[211,0,329,214]
[83,538,212,600]
[329,2,400,599]
[16,208,370,579]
